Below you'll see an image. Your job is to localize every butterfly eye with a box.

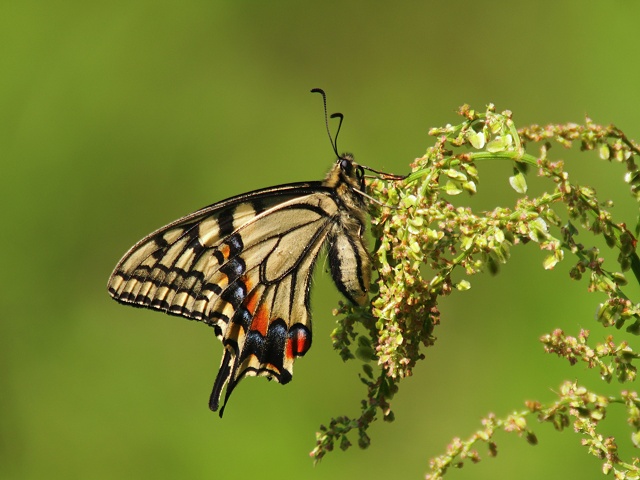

[340,157,353,174]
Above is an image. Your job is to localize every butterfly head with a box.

[337,153,365,191]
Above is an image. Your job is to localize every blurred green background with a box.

[3,1,640,479]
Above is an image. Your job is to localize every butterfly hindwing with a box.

[108,159,370,414]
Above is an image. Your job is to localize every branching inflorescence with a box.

[311,105,640,478]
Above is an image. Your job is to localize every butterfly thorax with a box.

[322,153,367,223]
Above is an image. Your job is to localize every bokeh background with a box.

[3,1,640,479]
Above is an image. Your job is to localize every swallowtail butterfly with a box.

[107,89,398,415]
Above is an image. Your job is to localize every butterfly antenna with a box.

[330,112,344,157]
[311,88,342,159]
[312,88,406,181]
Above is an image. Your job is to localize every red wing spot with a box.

[286,326,311,359]
[219,244,230,260]
[242,277,256,312]
[250,303,270,337]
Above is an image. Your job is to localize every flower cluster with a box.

[311,105,640,476]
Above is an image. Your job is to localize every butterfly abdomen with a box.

[327,224,371,306]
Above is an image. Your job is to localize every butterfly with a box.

[107,89,399,415]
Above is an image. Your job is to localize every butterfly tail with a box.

[209,348,233,416]
[208,319,313,416]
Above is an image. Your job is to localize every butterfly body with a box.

[108,154,371,414]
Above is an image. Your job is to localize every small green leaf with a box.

[460,235,473,250]
[486,134,513,153]
[543,254,559,270]
[468,130,485,149]
[611,272,628,286]
[624,170,640,185]
[445,169,467,181]
[409,216,424,227]
[528,218,549,242]
[402,195,417,207]
[445,180,463,195]
[407,222,421,235]
[509,171,528,194]
[463,181,477,194]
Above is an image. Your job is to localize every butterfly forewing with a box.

[108,158,371,415]
[109,184,319,310]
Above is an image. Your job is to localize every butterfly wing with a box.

[108,181,350,414]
